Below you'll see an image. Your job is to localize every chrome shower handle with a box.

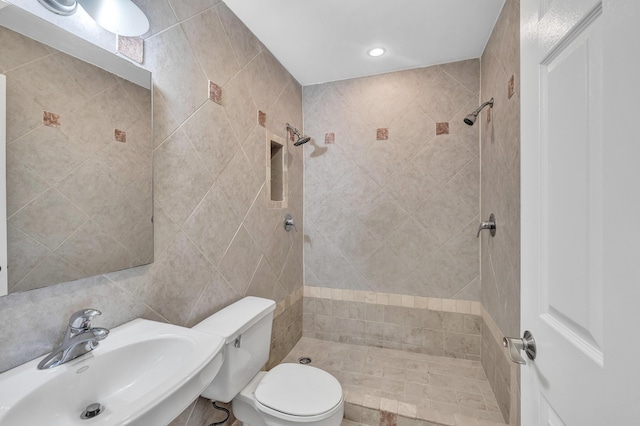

[476,213,496,237]
[284,214,297,232]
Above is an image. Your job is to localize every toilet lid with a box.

[254,363,342,417]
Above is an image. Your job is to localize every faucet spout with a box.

[37,309,109,370]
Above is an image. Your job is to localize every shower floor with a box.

[281,337,508,426]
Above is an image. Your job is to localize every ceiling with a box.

[224,0,505,86]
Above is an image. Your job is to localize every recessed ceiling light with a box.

[368,47,386,57]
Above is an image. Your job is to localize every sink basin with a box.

[0,318,224,426]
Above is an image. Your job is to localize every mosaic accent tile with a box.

[436,122,449,135]
[117,35,144,64]
[325,132,335,144]
[258,110,266,127]
[114,129,127,143]
[376,128,388,140]
[508,74,515,99]
[380,411,397,426]
[43,111,60,128]
[209,81,222,105]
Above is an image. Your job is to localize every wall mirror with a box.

[0,4,153,296]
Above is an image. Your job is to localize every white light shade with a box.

[77,0,149,37]
[368,47,386,57]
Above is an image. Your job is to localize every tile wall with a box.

[303,60,481,301]
[0,2,304,425]
[479,0,521,424]
[303,287,482,360]
[1,26,153,293]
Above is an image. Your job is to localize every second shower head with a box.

[286,124,310,146]
[464,98,494,126]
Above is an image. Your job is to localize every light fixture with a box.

[368,47,386,57]
[37,0,150,37]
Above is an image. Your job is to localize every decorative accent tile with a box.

[116,35,144,64]
[324,132,335,144]
[258,110,266,127]
[508,74,515,99]
[209,81,222,104]
[114,129,127,143]
[436,122,450,135]
[376,128,389,140]
[380,411,397,426]
[43,111,60,128]
[304,286,482,315]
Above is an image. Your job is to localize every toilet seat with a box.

[254,364,343,419]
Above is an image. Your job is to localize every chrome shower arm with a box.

[471,98,494,117]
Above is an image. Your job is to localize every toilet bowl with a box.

[233,364,344,426]
[193,297,344,426]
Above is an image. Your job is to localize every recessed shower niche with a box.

[266,131,288,209]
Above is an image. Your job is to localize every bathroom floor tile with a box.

[282,337,506,426]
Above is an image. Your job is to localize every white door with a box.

[521,0,640,424]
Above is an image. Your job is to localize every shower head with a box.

[463,114,477,126]
[463,98,494,126]
[286,123,310,146]
[294,136,311,146]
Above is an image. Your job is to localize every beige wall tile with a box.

[1,14,304,421]
[153,129,214,225]
[480,0,520,422]
[181,7,239,87]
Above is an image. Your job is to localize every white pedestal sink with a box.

[0,318,225,425]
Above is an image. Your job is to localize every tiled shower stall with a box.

[0,0,521,425]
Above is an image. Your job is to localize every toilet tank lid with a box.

[192,297,275,343]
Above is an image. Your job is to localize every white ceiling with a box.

[224,0,505,86]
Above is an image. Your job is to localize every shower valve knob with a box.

[284,214,297,232]
[477,213,496,238]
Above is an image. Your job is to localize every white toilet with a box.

[193,297,344,426]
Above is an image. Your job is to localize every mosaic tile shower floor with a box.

[281,337,508,426]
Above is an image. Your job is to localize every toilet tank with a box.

[193,297,276,403]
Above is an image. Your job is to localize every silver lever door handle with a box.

[476,213,496,237]
[503,330,536,364]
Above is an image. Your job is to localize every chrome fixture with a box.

[284,214,297,232]
[38,309,110,370]
[80,403,104,419]
[477,213,497,237]
[285,123,311,146]
[37,0,149,36]
[463,98,494,126]
[503,331,537,365]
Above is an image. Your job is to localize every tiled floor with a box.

[282,337,507,426]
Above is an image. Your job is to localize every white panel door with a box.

[521,0,640,424]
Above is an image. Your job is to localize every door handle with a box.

[503,330,536,364]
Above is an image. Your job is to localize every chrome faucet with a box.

[37,309,109,370]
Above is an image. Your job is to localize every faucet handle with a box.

[476,213,497,238]
[68,309,102,330]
